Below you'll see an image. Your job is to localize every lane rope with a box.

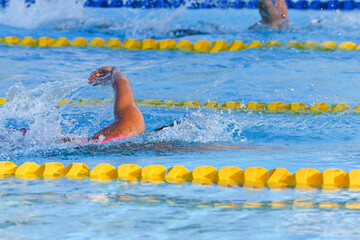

[1,36,360,52]
[83,0,360,11]
[0,0,357,10]
[0,97,358,114]
[1,161,360,190]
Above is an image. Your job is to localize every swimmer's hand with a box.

[88,66,115,86]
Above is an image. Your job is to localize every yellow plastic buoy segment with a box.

[348,170,360,188]
[106,38,122,48]
[299,41,318,49]
[244,167,268,185]
[52,37,70,47]
[20,37,36,46]
[290,102,307,111]
[0,38,2,42]
[293,201,315,208]
[192,166,218,183]
[204,101,218,107]
[159,39,176,50]
[218,166,244,184]
[295,168,322,187]
[141,165,166,181]
[90,163,117,179]
[193,40,211,53]
[320,41,337,50]
[117,164,142,181]
[176,40,193,51]
[268,201,287,208]
[143,99,161,105]
[322,169,348,188]
[246,101,265,110]
[309,103,330,112]
[339,42,356,50]
[123,39,140,49]
[89,38,105,47]
[319,202,340,208]
[247,40,263,49]
[228,41,247,51]
[140,39,159,50]
[345,202,360,209]
[41,162,65,178]
[71,38,88,47]
[0,161,18,177]
[78,99,87,103]
[210,40,229,53]
[35,37,54,47]
[183,101,202,107]
[354,104,360,112]
[166,165,192,183]
[243,202,263,208]
[89,100,103,106]
[267,102,290,111]
[286,41,300,47]
[162,100,182,106]
[69,100,76,104]
[266,40,281,47]
[221,101,242,108]
[64,163,90,178]
[0,97,6,105]
[267,168,295,186]
[331,103,350,112]
[4,36,19,44]
[15,162,43,178]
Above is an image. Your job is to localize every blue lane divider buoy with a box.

[2,0,360,10]
[246,0,258,8]
[109,0,123,7]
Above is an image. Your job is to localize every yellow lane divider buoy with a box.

[2,161,360,189]
[0,97,358,114]
[3,36,360,53]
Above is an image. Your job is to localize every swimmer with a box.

[86,66,287,150]
[88,66,145,143]
[55,66,287,150]
[249,0,289,29]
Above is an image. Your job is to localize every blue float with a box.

[109,0,123,7]
[217,0,228,8]
[342,0,356,9]
[172,0,184,8]
[247,0,258,8]
[231,0,246,8]
[326,0,340,9]
[309,0,323,9]
[294,0,309,9]
[3,0,360,10]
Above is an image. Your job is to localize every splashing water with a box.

[0,75,89,159]
[0,0,85,29]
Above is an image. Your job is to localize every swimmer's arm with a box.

[274,0,289,21]
[88,121,121,142]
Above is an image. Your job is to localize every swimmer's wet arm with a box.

[274,0,289,21]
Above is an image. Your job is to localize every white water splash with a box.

[0,76,88,159]
[147,111,245,143]
[0,0,85,29]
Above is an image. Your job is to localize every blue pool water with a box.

[2,1,360,239]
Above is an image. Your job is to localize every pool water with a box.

[1,1,360,239]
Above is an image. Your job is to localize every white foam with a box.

[0,0,85,29]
